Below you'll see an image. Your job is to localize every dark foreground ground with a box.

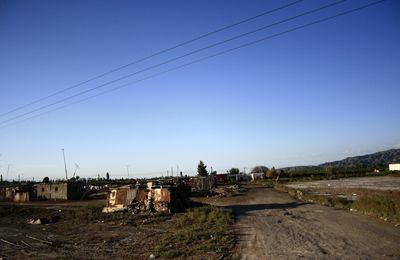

[1,184,400,259]
[195,185,400,259]
[0,200,232,259]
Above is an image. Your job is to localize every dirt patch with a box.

[0,200,233,259]
[285,176,400,191]
[279,176,400,223]
[196,184,400,259]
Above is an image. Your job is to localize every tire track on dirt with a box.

[206,185,400,259]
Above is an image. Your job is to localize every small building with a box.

[189,176,215,194]
[389,164,400,171]
[0,185,34,202]
[234,173,251,182]
[215,174,228,185]
[102,182,190,213]
[250,172,264,181]
[35,182,85,200]
[103,185,140,212]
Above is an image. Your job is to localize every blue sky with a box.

[0,0,399,180]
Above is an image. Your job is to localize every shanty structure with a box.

[35,181,85,200]
[189,176,215,194]
[250,172,264,181]
[102,182,190,213]
[0,185,33,202]
[103,185,139,212]
[215,174,228,186]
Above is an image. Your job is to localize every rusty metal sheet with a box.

[153,188,171,203]
[135,189,148,202]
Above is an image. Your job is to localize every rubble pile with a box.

[210,185,246,198]
[102,181,190,214]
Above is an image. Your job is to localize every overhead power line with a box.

[0,0,348,126]
[0,0,305,118]
[0,0,387,129]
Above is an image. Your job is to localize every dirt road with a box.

[201,185,400,259]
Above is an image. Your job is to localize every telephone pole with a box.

[61,148,68,180]
[6,164,10,181]
[126,165,130,179]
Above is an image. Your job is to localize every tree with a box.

[210,171,217,175]
[42,177,50,183]
[229,168,240,175]
[106,172,110,181]
[266,167,277,178]
[0,174,2,182]
[251,166,269,174]
[197,161,208,177]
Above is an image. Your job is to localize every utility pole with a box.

[126,165,130,179]
[177,165,179,177]
[61,148,68,180]
[211,166,213,174]
[171,167,173,177]
[6,164,10,181]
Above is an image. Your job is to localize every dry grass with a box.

[352,190,400,222]
[275,183,400,223]
[154,206,234,259]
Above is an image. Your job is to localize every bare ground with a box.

[0,200,232,259]
[285,176,400,191]
[196,185,400,260]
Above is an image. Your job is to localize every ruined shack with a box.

[102,181,190,214]
[189,176,215,194]
[0,185,33,202]
[35,181,85,200]
[102,185,139,213]
[215,174,228,186]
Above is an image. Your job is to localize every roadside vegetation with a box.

[154,206,234,259]
[250,165,400,224]
[274,181,400,224]
[0,202,234,259]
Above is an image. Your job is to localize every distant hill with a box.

[279,149,400,172]
[319,149,400,168]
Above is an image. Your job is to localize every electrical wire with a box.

[0,0,348,126]
[0,0,387,129]
[0,0,305,118]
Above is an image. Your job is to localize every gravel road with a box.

[203,185,400,259]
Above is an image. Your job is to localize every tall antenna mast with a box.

[73,163,80,177]
[61,148,68,180]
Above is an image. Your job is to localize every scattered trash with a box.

[0,238,21,247]
[27,216,60,225]
[149,253,156,260]
[20,240,33,248]
[26,235,52,245]
[27,218,44,225]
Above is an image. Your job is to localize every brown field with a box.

[285,176,400,191]
[0,199,233,259]
[280,176,400,223]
